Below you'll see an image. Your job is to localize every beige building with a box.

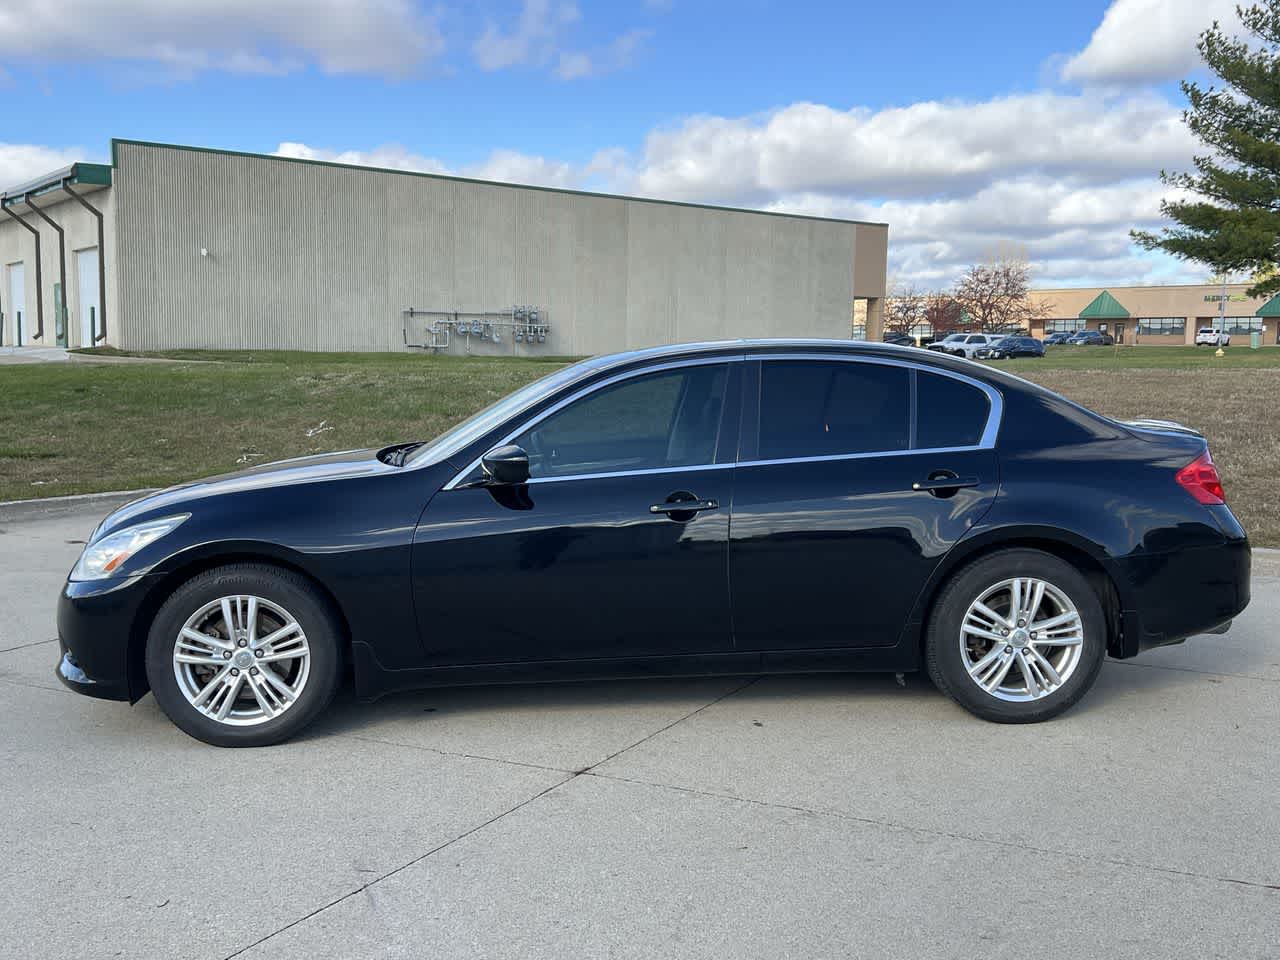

[1029,282,1278,345]
[0,139,888,356]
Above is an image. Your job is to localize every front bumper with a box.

[1112,536,1251,656]
[54,574,154,703]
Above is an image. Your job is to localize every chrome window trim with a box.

[442,355,744,490]
[441,350,1003,490]
[758,352,1003,452]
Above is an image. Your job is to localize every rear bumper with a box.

[54,574,153,703]
[1112,537,1251,656]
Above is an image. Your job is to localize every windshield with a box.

[403,359,596,466]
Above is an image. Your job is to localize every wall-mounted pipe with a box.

[63,184,107,343]
[1,203,43,341]
[26,195,67,346]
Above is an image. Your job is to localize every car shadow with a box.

[291,656,1216,744]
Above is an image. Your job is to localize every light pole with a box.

[1215,273,1228,357]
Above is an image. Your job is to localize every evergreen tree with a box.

[1134,2,1280,296]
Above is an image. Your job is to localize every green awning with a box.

[1256,294,1280,317]
[1079,290,1130,319]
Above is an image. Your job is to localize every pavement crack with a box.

[1108,659,1277,684]
[0,636,57,655]
[581,675,762,774]
[221,774,576,960]
[330,732,576,775]
[223,680,763,958]
[585,770,1280,894]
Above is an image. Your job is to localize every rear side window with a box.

[917,371,990,448]
[758,361,910,459]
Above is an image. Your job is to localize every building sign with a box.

[1204,294,1249,302]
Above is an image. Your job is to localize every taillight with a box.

[1176,450,1225,505]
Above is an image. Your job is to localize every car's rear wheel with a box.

[145,564,344,747]
[925,549,1106,723]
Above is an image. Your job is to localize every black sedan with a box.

[1067,330,1115,346]
[882,332,917,347]
[1043,332,1074,346]
[974,336,1044,359]
[56,340,1250,746]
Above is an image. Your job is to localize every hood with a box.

[95,448,391,539]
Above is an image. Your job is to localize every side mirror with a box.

[481,444,530,486]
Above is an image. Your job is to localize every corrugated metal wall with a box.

[113,142,885,354]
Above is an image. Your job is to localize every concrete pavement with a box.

[1,497,1276,960]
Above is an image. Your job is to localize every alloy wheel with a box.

[172,595,311,726]
[958,577,1084,702]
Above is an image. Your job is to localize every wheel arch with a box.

[126,545,354,702]
[905,526,1127,659]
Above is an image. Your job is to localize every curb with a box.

[0,488,153,509]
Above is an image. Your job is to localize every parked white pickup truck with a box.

[926,332,1004,358]
[1195,327,1230,346]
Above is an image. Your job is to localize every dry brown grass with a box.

[1009,367,1280,545]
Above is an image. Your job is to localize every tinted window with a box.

[758,361,909,459]
[917,372,990,449]
[514,364,727,479]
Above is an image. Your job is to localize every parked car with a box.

[1066,330,1115,346]
[882,332,917,347]
[975,336,1044,359]
[1043,332,1074,346]
[927,332,1003,358]
[57,340,1250,745]
[1195,327,1230,346]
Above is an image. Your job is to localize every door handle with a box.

[912,476,980,492]
[650,498,718,515]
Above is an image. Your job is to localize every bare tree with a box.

[954,255,1051,333]
[883,284,927,337]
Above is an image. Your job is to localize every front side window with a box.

[758,361,910,459]
[513,364,728,479]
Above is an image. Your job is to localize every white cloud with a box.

[1059,0,1238,86]
[0,0,443,77]
[556,28,653,80]
[272,142,586,190]
[473,0,580,71]
[0,143,102,193]
[619,93,1195,204]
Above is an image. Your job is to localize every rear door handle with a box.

[912,476,980,491]
[650,498,718,515]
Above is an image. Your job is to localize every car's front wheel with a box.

[925,549,1106,723]
[145,564,344,746]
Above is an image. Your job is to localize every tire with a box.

[145,563,344,746]
[925,549,1106,723]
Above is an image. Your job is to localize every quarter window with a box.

[513,364,728,479]
[758,361,910,459]
[917,371,990,449]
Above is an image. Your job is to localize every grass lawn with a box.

[1,343,1277,545]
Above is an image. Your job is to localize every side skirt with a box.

[351,641,920,701]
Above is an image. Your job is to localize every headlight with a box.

[71,514,189,581]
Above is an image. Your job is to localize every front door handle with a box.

[912,475,980,492]
[650,498,719,515]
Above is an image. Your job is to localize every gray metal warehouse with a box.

[0,139,888,356]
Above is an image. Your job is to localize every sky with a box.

[0,0,1250,289]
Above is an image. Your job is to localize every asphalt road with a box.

[1,496,1277,960]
